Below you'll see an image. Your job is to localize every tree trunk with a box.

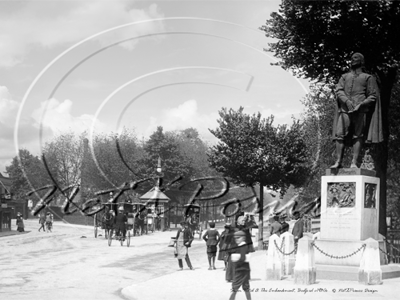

[375,68,397,237]
[258,184,264,251]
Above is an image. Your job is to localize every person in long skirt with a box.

[16,212,24,232]
[203,222,220,270]
[218,223,231,271]
[225,226,236,282]
[175,221,194,270]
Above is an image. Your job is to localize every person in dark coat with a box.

[279,214,289,235]
[292,211,304,248]
[218,223,231,271]
[16,212,24,232]
[225,225,236,282]
[38,212,46,232]
[114,206,127,240]
[175,221,194,270]
[203,222,220,270]
[229,230,251,300]
[236,215,255,253]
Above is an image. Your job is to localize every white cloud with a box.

[145,99,219,141]
[31,98,107,134]
[0,1,165,67]
[0,86,110,172]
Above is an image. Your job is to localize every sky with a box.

[0,0,311,175]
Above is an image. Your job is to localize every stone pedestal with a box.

[281,232,295,276]
[359,238,382,285]
[293,236,316,285]
[266,234,283,280]
[316,169,383,266]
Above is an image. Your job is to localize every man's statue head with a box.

[350,52,365,69]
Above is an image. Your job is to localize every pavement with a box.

[120,230,400,300]
[3,220,400,300]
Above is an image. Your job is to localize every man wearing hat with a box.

[114,206,127,240]
[331,52,383,169]
[229,230,251,300]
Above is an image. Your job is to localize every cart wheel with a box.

[94,226,98,238]
[199,230,203,240]
[127,231,131,247]
[108,230,112,246]
[104,229,108,239]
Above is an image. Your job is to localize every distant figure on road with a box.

[114,206,127,240]
[175,221,194,271]
[45,212,53,232]
[292,211,304,248]
[269,215,282,237]
[38,212,46,232]
[16,212,24,232]
[203,221,220,270]
[229,230,251,300]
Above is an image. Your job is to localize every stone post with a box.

[281,231,295,276]
[293,236,316,285]
[358,238,382,285]
[266,234,283,280]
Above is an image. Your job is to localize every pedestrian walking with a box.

[218,223,231,271]
[16,212,24,232]
[225,225,236,282]
[45,212,53,232]
[175,221,194,271]
[203,222,220,270]
[229,230,251,300]
[38,212,46,232]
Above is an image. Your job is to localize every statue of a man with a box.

[330,52,383,169]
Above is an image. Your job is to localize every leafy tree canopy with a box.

[260,0,400,82]
[208,107,310,194]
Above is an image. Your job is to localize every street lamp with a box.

[156,156,162,174]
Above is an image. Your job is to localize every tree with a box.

[170,128,218,178]
[142,126,194,185]
[42,131,84,189]
[208,107,310,246]
[300,83,336,197]
[208,107,309,192]
[5,149,52,201]
[82,129,145,195]
[260,0,400,236]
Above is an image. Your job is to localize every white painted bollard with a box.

[266,234,283,280]
[312,232,320,241]
[358,238,382,285]
[281,232,296,276]
[293,236,316,285]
